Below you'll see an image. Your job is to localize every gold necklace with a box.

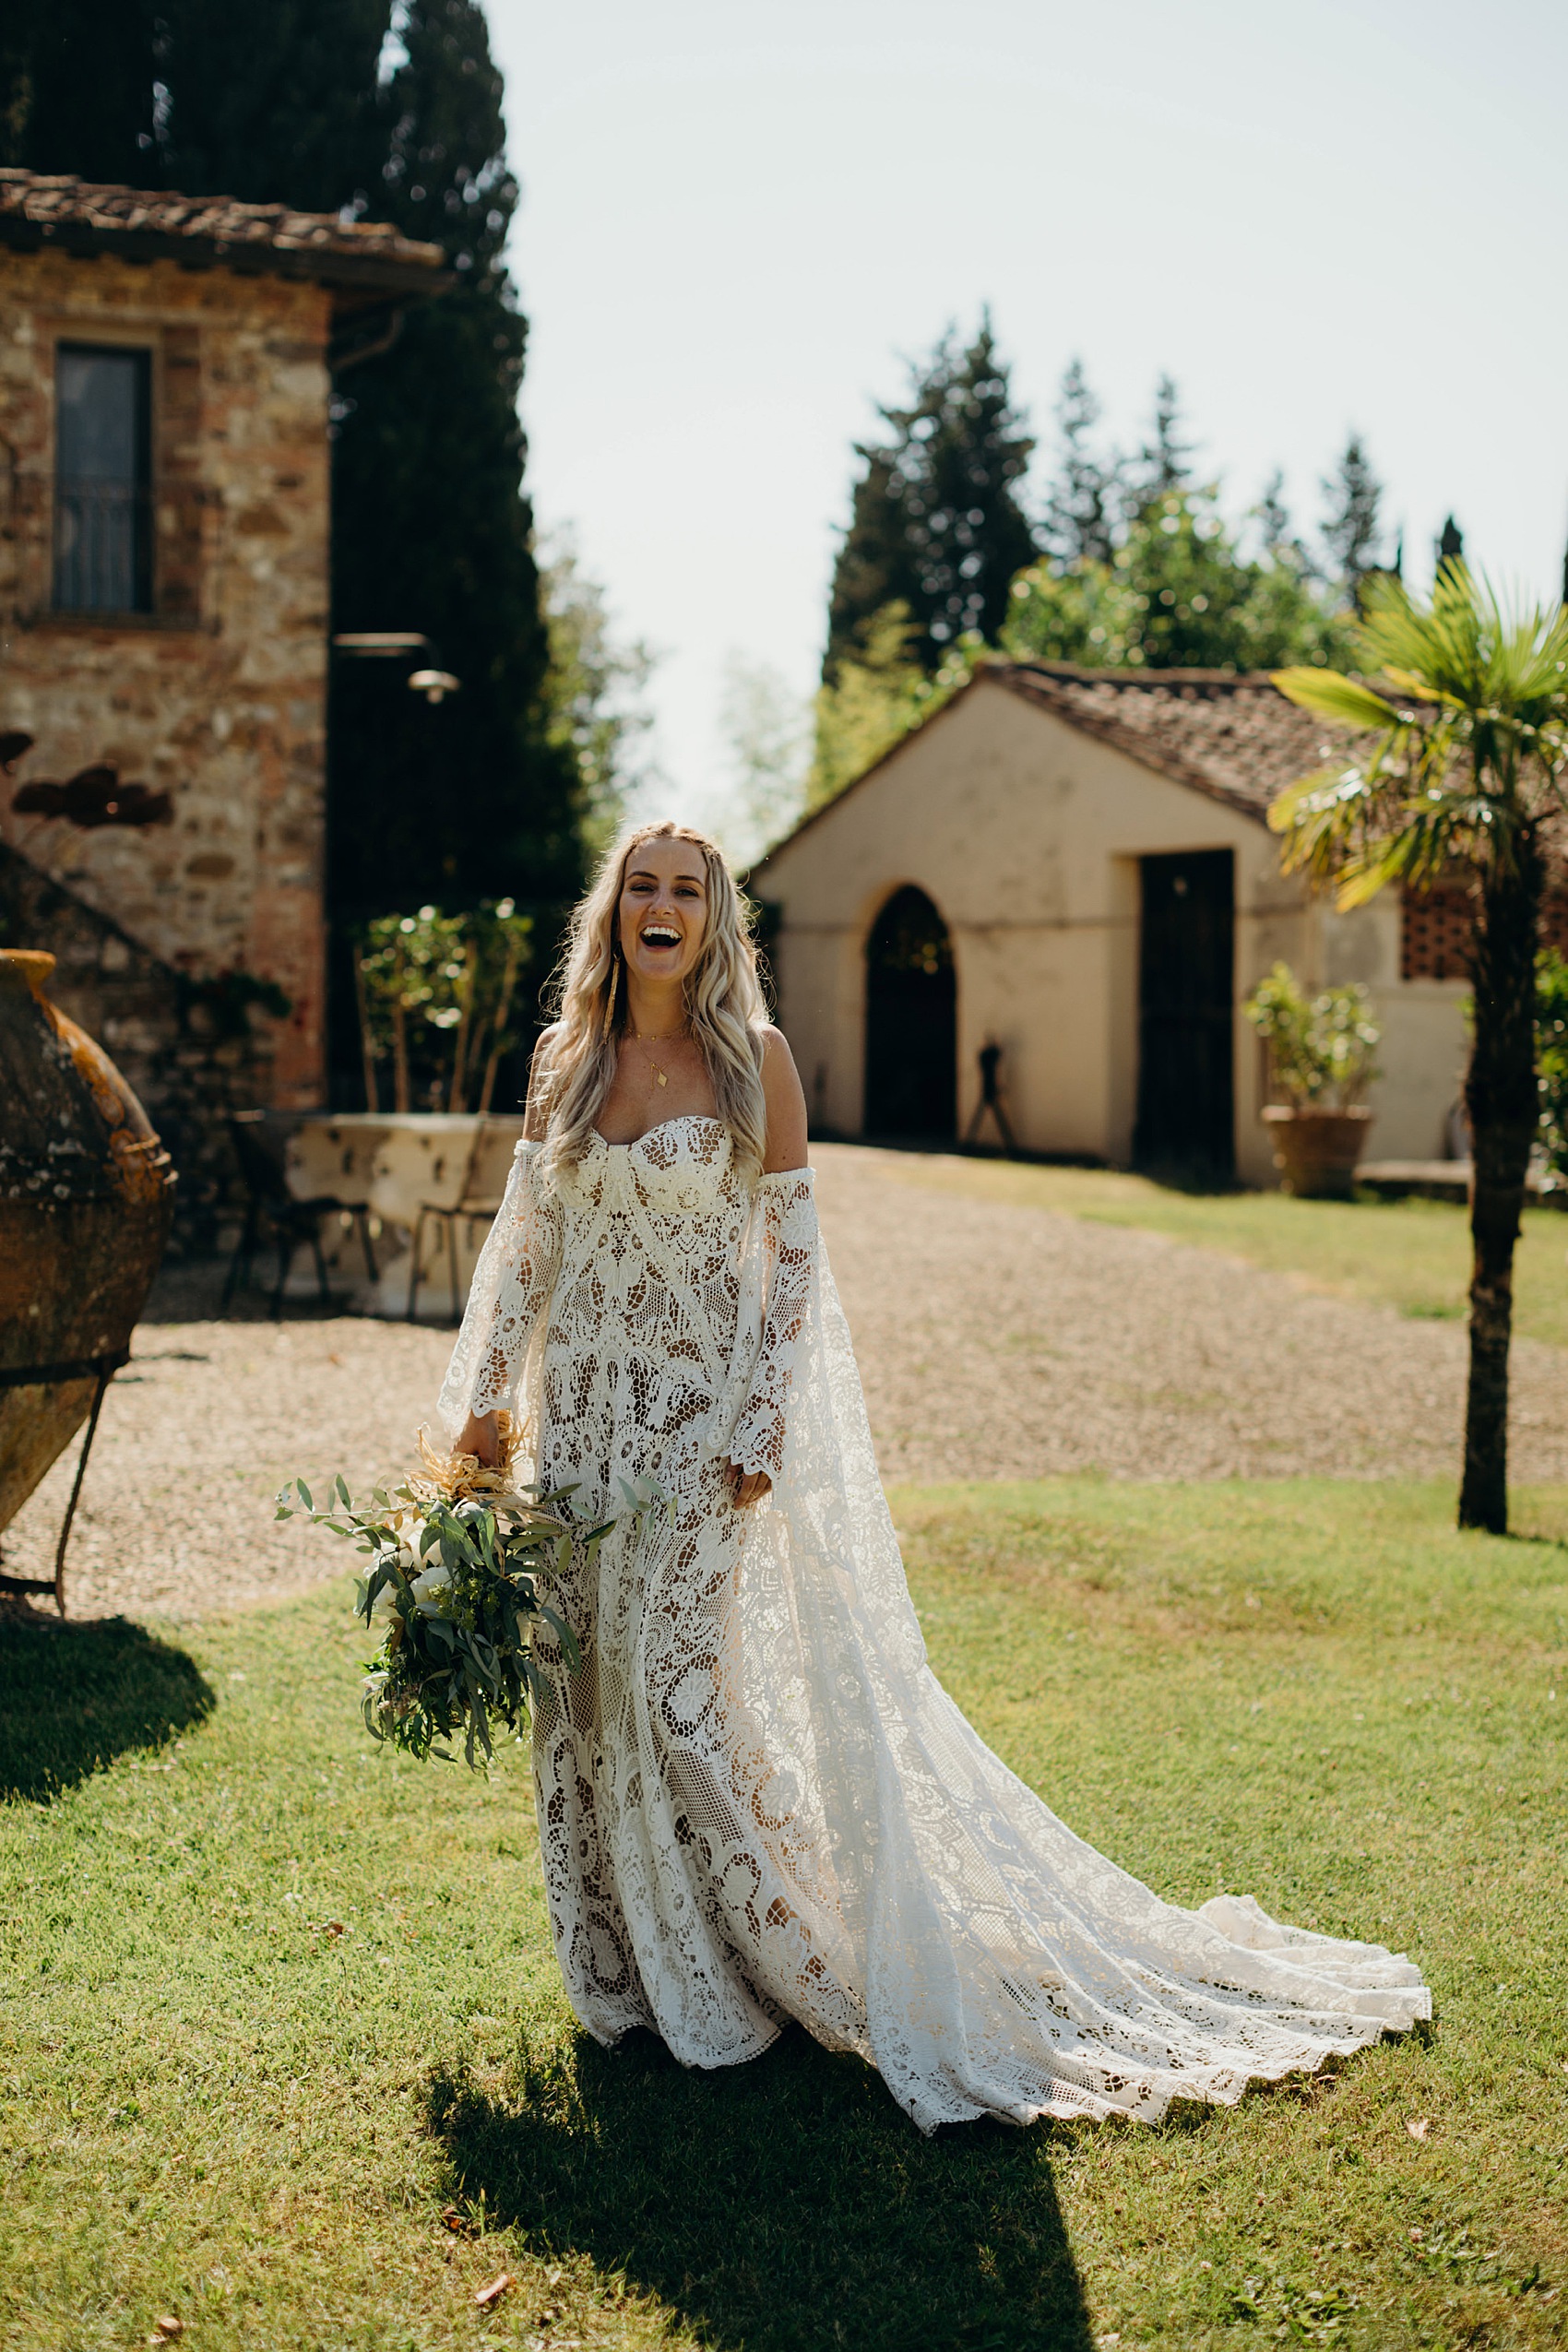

[630,1026,687,1088]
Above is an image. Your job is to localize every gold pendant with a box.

[656,1068,669,1087]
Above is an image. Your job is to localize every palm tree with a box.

[1270,564,1568,1534]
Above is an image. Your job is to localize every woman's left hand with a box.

[729,1462,772,1509]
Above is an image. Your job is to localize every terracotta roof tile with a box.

[0,168,447,293]
[992,659,1362,819]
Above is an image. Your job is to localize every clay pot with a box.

[1262,1104,1373,1199]
[0,949,175,1549]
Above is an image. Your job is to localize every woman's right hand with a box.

[457,1409,502,1468]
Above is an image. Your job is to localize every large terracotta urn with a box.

[1261,1104,1374,1199]
[0,950,176,1593]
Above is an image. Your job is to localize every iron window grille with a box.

[53,344,153,614]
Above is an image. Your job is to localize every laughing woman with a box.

[438,818,1429,2132]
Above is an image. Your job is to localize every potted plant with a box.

[1538,947,1568,1198]
[1244,962,1381,1197]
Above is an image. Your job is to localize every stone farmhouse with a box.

[0,169,445,1221]
[751,660,1568,1186]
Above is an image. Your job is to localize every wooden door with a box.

[1134,849,1235,1178]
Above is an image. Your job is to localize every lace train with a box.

[439,1116,1430,2131]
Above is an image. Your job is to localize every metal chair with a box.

[405,1116,506,1324]
[221,1111,377,1320]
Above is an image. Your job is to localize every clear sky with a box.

[488,0,1566,829]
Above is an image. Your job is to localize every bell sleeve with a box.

[435,1140,562,1439]
[727,1168,819,1483]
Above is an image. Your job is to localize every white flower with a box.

[410,1561,453,1616]
[371,1579,401,1621]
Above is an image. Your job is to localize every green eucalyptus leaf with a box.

[540,1605,581,1669]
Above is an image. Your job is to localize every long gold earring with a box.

[600,952,620,1044]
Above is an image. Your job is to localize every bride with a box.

[440,819,1429,2132]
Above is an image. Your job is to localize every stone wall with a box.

[0,840,279,1252]
[0,244,331,1105]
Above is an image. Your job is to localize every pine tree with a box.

[1436,514,1465,574]
[1255,468,1293,559]
[1131,372,1195,511]
[1320,434,1386,600]
[825,316,1036,678]
[1040,359,1121,567]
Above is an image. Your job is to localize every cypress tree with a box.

[826,316,1036,678]
[327,0,579,924]
[0,0,582,1059]
[149,0,386,214]
[0,0,157,184]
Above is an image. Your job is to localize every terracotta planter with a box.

[1262,1104,1373,1199]
[0,950,176,1562]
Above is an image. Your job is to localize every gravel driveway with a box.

[6,1141,1565,1621]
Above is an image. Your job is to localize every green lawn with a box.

[3,1479,1566,2350]
[882,1154,1568,1350]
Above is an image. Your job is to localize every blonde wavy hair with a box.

[533,820,769,1178]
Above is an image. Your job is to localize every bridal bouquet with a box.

[276,1422,646,1771]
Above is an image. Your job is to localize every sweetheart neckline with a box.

[589,1111,729,1152]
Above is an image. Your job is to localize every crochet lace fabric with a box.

[438,1115,1430,2131]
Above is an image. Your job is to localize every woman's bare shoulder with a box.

[757,1025,808,1171]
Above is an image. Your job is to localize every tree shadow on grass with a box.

[429,2024,1093,2352]
[0,1612,214,1802]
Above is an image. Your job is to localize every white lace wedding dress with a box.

[438,1115,1429,2132]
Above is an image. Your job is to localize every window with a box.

[53,345,153,613]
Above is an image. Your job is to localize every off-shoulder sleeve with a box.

[435,1141,562,1437]
[728,1168,817,1482]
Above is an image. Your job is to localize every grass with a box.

[2,1478,1566,2350]
[880,1154,1568,1349]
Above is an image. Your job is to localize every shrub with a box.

[1243,962,1381,1110]
[1538,947,1568,1182]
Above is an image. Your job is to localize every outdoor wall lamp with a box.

[330,633,460,705]
[407,669,460,704]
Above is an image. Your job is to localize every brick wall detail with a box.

[0,246,330,1105]
[1402,881,1568,982]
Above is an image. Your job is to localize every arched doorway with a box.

[863,885,956,1138]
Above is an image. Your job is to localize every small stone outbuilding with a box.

[0,170,445,1223]
[751,660,1568,1185]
